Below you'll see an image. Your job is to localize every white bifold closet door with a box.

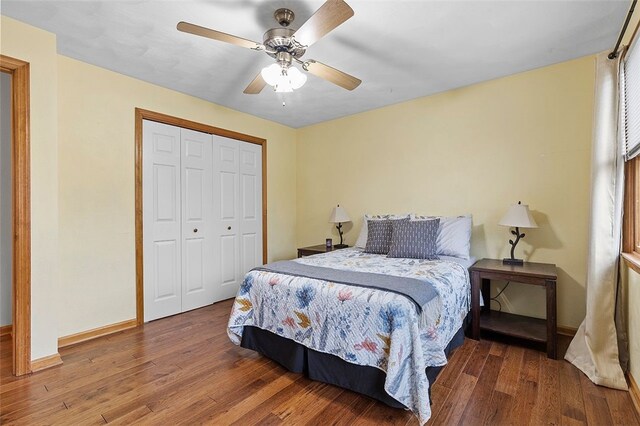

[212,135,263,301]
[180,129,215,312]
[143,121,183,321]
[143,120,262,322]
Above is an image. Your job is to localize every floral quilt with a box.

[227,248,470,425]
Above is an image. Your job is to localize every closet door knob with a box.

[227,226,231,230]
[193,228,198,233]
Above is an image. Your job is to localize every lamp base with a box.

[334,244,349,249]
[503,257,524,266]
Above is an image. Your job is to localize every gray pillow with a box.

[365,218,408,254]
[388,219,440,259]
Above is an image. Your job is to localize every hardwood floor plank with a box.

[494,345,524,396]
[229,375,311,426]
[460,354,503,425]
[559,359,587,424]
[530,356,562,425]
[104,404,153,425]
[511,350,540,424]
[483,390,515,425]
[179,364,289,423]
[307,388,378,425]
[99,350,243,421]
[210,372,300,424]
[489,341,507,358]
[428,383,452,421]
[352,399,414,426]
[463,339,492,378]
[140,355,276,422]
[434,338,477,389]
[583,393,614,426]
[428,373,477,425]
[272,380,346,424]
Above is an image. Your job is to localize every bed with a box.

[227,239,473,425]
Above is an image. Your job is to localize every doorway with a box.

[1,72,13,358]
[0,54,31,376]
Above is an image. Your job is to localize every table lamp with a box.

[498,201,538,265]
[329,204,351,248]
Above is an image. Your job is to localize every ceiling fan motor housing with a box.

[263,27,306,58]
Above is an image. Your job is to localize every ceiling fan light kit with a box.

[177,0,361,95]
[261,63,307,93]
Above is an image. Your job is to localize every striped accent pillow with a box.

[387,218,440,259]
[364,218,409,254]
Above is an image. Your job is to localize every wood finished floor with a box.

[1,299,638,425]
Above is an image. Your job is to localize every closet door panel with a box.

[181,129,215,312]
[212,136,241,301]
[239,142,263,272]
[143,121,182,322]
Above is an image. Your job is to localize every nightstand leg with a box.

[471,271,481,340]
[546,280,557,359]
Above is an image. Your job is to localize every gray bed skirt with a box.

[240,319,467,409]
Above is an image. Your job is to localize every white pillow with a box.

[355,213,410,248]
[411,214,473,260]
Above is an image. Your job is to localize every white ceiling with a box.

[1,1,629,128]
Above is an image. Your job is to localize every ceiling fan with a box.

[177,0,361,94]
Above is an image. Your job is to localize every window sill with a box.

[622,252,640,275]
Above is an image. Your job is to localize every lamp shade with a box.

[329,205,351,223]
[498,203,538,228]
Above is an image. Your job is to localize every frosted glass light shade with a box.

[261,64,282,86]
[261,64,307,93]
[329,205,351,223]
[288,67,307,89]
[499,203,538,228]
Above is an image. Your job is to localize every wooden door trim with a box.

[1,55,31,376]
[134,108,268,325]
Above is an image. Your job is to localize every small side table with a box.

[297,244,347,258]
[469,258,558,359]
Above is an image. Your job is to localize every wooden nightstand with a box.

[297,244,346,258]
[469,258,558,359]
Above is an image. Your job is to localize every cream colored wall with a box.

[57,55,297,337]
[0,16,60,360]
[297,56,595,329]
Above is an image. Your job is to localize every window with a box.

[623,34,640,257]
[623,34,640,160]
[624,157,640,254]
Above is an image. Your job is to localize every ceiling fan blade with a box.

[177,21,263,50]
[304,60,361,90]
[243,72,268,94]
[293,0,354,47]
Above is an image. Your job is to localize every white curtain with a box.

[564,52,628,390]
